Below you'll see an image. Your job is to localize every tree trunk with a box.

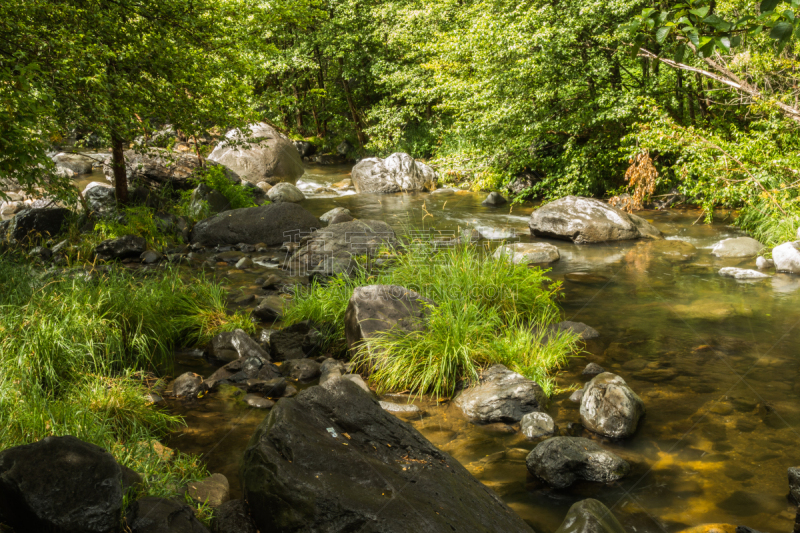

[340,75,367,147]
[292,83,304,133]
[111,134,128,205]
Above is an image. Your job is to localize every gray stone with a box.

[379,401,421,414]
[252,299,282,322]
[188,473,230,507]
[281,358,322,381]
[241,379,534,533]
[455,364,544,423]
[482,191,508,207]
[580,372,645,438]
[525,436,630,489]
[319,358,347,386]
[711,237,765,258]
[211,499,258,533]
[582,363,605,376]
[8,207,70,242]
[95,235,146,261]
[190,183,231,218]
[351,153,438,193]
[294,141,316,158]
[208,123,304,185]
[554,321,600,340]
[521,412,556,438]
[141,250,163,264]
[205,354,281,391]
[529,196,662,243]
[773,241,800,274]
[191,203,320,247]
[554,499,626,533]
[328,212,354,224]
[718,267,771,280]
[267,182,305,203]
[319,207,351,223]
[53,152,94,174]
[82,182,116,215]
[125,496,210,533]
[244,394,275,409]
[269,322,321,361]
[570,389,584,403]
[342,374,371,392]
[789,467,800,503]
[172,372,203,398]
[756,256,774,270]
[494,242,559,264]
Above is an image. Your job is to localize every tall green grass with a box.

[284,239,580,397]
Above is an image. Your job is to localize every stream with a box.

[158,164,800,533]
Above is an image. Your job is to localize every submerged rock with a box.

[241,378,534,533]
[580,372,645,438]
[208,123,304,185]
[172,372,204,398]
[521,412,556,439]
[351,152,438,193]
[553,321,599,340]
[494,242,560,264]
[554,498,626,533]
[529,196,662,243]
[125,496,210,533]
[773,241,800,274]
[379,401,421,415]
[482,192,508,207]
[95,235,146,260]
[344,284,434,356]
[53,152,94,174]
[191,203,320,246]
[718,267,771,280]
[267,182,305,203]
[526,436,630,488]
[0,436,130,532]
[711,237,764,258]
[455,364,544,423]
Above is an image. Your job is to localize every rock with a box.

[580,372,645,438]
[0,435,130,532]
[281,358,322,381]
[756,256,774,269]
[293,141,316,158]
[252,299,282,322]
[343,374,370,392]
[187,473,230,507]
[582,363,605,376]
[0,201,24,218]
[208,331,239,362]
[244,394,275,409]
[711,237,764,258]
[379,401,421,414]
[718,267,771,280]
[125,496,210,533]
[526,436,630,488]
[141,250,163,264]
[82,182,116,214]
[190,183,232,218]
[241,378,534,533]
[328,212,354,224]
[292,219,398,276]
[644,239,697,262]
[344,284,435,356]
[351,153,438,193]
[105,149,239,190]
[208,123,304,185]
[494,242,560,264]
[332,178,353,189]
[191,203,320,246]
[172,372,203,398]
[247,378,287,398]
[553,321,599,340]
[53,152,94,174]
[95,235,146,260]
[319,207,351,223]
[521,412,556,438]
[8,207,70,242]
[319,358,347,386]
[773,241,800,274]
[228,329,271,361]
[336,140,353,156]
[205,354,282,390]
[267,182,305,203]
[554,498,626,533]
[505,171,542,197]
[267,322,321,361]
[455,364,544,423]
[789,466,800,503]
[255,181,272,194]
[211,499,258,533]
[482,191,508,207]
[529,196,662,243]
[235,257,254,269]
[570,389,584,403]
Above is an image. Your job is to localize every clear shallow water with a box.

[167,166,800,532]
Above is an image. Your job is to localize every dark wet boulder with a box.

[269,322,322,361]
[351,152,438,194]
[526,436,630,489]
[789,466,800,503]
[344,284,434,355]
[0,435,128,532]
[125,496,210,533]
[208,123,304,185]
[208,329,270,363]
[529,196,662,243]
[241,378,534,533]
[211,499,258,533]
[172,372,204,398]
[293,141,316,159]
[582,363,605,376]
[281,358,322,381]
[191,203,320,247]
[267,182,305,203]
[95,235,146,261]
[554,499,626,533]
[205,355,281,390]
[292,219,398,277]
[455,364,544,423]
[580,372,645,438]
[482,191,508,207]
[8,207,70,242]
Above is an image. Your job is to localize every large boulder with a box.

[711,237,764,258]
[455,364,544,423]
[53,152,94,174]
[104,149,240,190]
[191,203,320,247]
[125,496,210,533]
[494,242,560,264]
[208,123,304,185]
[525,436,630,489]
[773,241,800,274]
[344,284,435,356]
[211,499,258,533]
[189,183,231,219]
[241,378,534,533]
[292,219,398,276]
[554,499,626,533]
[7,207,70,242]
[351,153,438,194]
[529,196,662,243]
[82,182,117,215]
[319,207,351,223]
[95,235,146,261]
[580,372,645,438]
[0,435,129,532]
[267,182,305,203]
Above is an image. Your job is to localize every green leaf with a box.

[688,31,701,46]
[698,39,715,56]
[769,21,794,39]
[731,35,742,47]
[674,43,687,62]
[760,0,781,12]
[689,7,710,18]
[703,15,733,31]
[655,26,671,43]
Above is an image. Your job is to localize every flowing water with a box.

[167,164,800,533]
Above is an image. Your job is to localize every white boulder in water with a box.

[718,267,771,280]
[711,236,764,258]
[773,241,800,274]
[493,242,559,264]
[351,153,437,193]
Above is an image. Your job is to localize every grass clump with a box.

[0,258,253,507]
[284,238,580,398]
